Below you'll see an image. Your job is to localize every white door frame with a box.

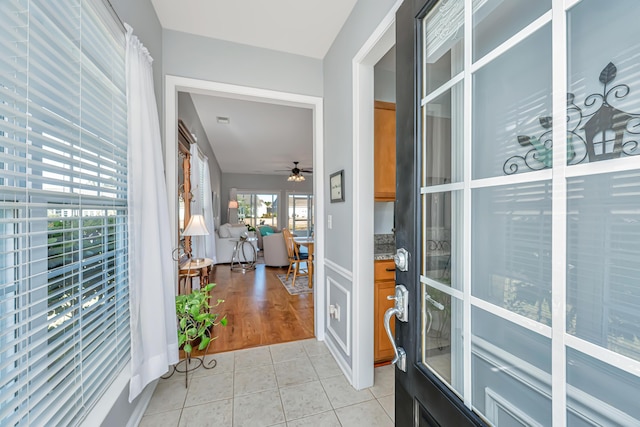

[351,1,401,389]
[165,76,325,340]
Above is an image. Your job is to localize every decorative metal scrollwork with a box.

[504,62,640,175]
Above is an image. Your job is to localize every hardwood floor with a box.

[191,262,315,356]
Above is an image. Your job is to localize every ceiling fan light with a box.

[287,172,305,182]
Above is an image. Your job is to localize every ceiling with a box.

[190,94,313,176]
[150,0,358,59]
[152,0,358,177]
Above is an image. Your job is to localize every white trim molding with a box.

[164,75,325,340]
[325,333,354,381]
[324,258,353,280]
[326,276,351,356]
[351,0,403,391]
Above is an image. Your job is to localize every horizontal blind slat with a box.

[0,1,130,425]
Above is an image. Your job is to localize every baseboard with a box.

[127,380,158,427]
[324,334,353,384]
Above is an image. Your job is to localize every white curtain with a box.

[201,157,217,263]
[189,144,205,260]
[125,24,178,402]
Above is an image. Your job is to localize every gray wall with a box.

[111,0,163,119]
[374,202,394,235]
[221,173,313,227]
[374,68,396,103]
[322,0,398,364]
[163,29,323,97]
[178,92,223,228]
[99,2,163,426]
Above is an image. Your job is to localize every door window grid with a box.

[419,0,640,424]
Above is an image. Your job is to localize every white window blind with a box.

[0,1,129,426]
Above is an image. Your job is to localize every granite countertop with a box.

[374,234,395,260]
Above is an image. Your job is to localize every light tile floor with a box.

[140,339,395,427]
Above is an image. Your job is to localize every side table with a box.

[231,236,257,272]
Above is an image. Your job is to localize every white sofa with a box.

[215,223,258,264]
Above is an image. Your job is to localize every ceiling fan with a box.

[278,161,312,182]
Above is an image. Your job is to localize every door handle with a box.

[384,284,408,372]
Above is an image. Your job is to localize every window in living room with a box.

[288,193,314,237]
[237,192,279,228]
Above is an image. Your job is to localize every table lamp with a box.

[182,214,210,263]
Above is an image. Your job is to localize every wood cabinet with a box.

[374,259,396,363]
[374,101,396,201]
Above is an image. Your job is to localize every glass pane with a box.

[422,191,461,291]
[472,0,551,62]
[238,193,279,229]
[567,172,640,361]
[567,348,640,425]
[472,181,552,325]
[422,0,464,97]
[473,25,552,179]
[472,307,551,426]
[422,82,463,186]
[257,194,278,228]
[567,0,640,167]
[421,284,463,395]
[288,194,313,236]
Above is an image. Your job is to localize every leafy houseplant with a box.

[175,283,227,355]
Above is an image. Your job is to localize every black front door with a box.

[393,0,640,426]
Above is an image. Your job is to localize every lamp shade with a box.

[182,214,210,236]
[228,200,239,209]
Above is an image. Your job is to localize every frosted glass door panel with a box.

[422,83,463,186]
[472,308,551,426]
[566,348,640,426]
[472,182,552,324]
[567,172,640,362]
[566,0,640,167]
[421,284,463,396]
[422,0,464,97]
[472,0,550,62]
[473,25,552,179]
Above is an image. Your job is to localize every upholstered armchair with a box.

[262,232,289,267]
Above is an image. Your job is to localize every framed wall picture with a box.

[330,170,345,203]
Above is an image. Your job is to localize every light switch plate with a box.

[328,214,332,229]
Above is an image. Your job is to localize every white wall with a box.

[322,0,398,373]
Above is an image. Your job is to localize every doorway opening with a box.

[165,77,326,350]
[351,0,401,389]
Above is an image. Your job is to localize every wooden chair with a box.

[282,228,309,287]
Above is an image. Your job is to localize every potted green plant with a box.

[175,283,227,356]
